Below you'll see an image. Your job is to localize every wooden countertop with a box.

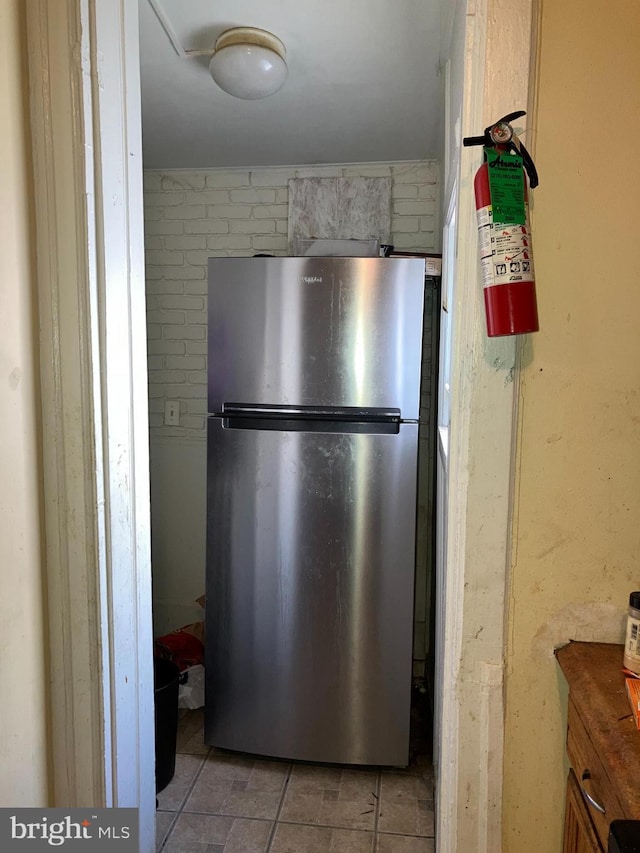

[556,641,640,820]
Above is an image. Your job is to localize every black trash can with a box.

[154,658,180,794]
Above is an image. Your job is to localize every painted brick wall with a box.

[145,160,441,641]
[144,160,440,439]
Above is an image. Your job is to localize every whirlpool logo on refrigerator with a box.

[301,276,323,283]
[1,809,138,850]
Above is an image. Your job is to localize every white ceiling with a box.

[138,0,443,169]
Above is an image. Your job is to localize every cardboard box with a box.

[625,677,640,729]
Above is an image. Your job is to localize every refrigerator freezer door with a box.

[205,416,417,765]
[207,257,425,420]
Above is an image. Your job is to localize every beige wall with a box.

[0,0,49,805]
[503,1,640,849]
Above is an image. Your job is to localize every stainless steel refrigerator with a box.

[205,256,425,766]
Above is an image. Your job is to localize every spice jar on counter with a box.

[623,591,640,675]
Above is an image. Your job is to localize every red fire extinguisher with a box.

[464,111,539,336]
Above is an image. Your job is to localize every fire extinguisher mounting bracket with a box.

[463,110,538,189]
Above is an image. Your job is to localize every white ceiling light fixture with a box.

[209,27,288,100]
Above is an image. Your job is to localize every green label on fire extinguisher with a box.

[485,147,526,226]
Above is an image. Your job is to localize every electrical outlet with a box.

[164,400,180,426]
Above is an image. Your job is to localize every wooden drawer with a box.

[564,767,603,853]
[567,697,627,849]
[557,643,640,853]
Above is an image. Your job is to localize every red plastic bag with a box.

[154,624,204,672]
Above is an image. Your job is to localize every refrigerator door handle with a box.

[221,416,400,435]
[222,402,402,421]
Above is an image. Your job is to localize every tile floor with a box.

[156,710,435,853]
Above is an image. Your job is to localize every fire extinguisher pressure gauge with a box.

[489,121,514,145]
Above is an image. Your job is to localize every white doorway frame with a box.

[27,1,155,851]
[25,2,538,852]
[435,1,539,850]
